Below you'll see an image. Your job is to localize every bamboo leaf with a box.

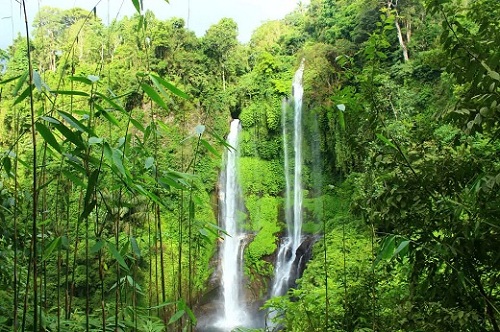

[168,310,185,325]
[393,240,410,258]
[200,139,221,157]
[33,70,42,92]
[51,90,90,97]
[90,240,105,254]
[36,122,61,153]
[130,236,141,258]
[131,0,141,13]
[141,83,168,110]
[13,71,28,95]
[58,110,93,134]
[54,123,86,150]
[13,85,32,105]
[106,241,129,271]
[0,74,22,85]
[42,237,62,262]
[150,74,189,100]
[69,76,93,85]
[376,133,397,150]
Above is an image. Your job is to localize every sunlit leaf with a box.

[150,74,189,100]
[141,83,168,110]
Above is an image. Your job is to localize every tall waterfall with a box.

[271,61,305,297]
[216,119,248,330]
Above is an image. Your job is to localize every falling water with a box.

[271,61,305,297]
[215,119,248,330]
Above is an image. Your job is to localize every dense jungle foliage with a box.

[0,0,499,331]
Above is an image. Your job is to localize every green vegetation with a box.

[0,0,499,331]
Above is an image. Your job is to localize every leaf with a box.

[150,74,189,100]
[69,76,93,85]
[106,241,129,271]
[13,85,31,105]
[88,137,103,145]
[0,74,22,85]
[380,236,395,260]
[94,92,126,113]
[130,236,141,258]
[13,71,28,95]
[145,157,155,169]
[376,133,397,150]
[141,83,168,110]
[33,70,42,92]
[88,75,99,83]
[195,124,206,135]
[55,123,86,150]
[51,90,90,97]
[131,0,141,13]
[488,70,500,82]
[62,170,85,188]
[42,237,62,262]
[90,240,106,254]
[393,240,410,258]
[58,110,92,134]
[168,310,185,325]
[336,104,346,112]
[36,122,61,153]
[2,155,12,176]
[200,139,220,157]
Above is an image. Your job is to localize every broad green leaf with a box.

[106,241,129,271]
[141,83,168,110]
[90,240,106,254]
[131,0,141,13]
[168,310,185,325]
[393,240,410,258]
[2,155,12,176]
[36,122,61,153]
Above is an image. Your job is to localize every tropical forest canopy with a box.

[0,0,499,331]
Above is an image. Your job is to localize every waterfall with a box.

[216,119,248,330]
[270,60,305,297]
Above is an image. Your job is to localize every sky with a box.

[0,0,307,50]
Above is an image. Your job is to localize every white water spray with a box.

[216,119,248,330]
[271,61,305,297]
